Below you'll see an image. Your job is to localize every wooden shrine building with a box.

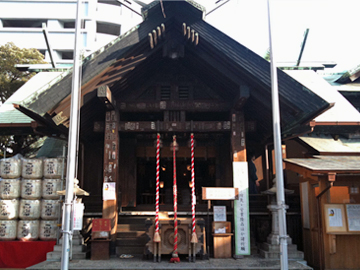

[0,0,332,260]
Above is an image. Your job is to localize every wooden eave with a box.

[284,156,360,182]
[14,104,68,138]
[48,52,152,121]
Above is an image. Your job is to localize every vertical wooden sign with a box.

[231,111,250,256]
[103,110,119,238]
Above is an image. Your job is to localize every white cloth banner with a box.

[73,202,84,231]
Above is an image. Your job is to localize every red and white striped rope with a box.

[173,135,178,256]
[191,133,196,236]
[154,133,160,235]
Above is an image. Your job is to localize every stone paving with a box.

[27,255,312,270]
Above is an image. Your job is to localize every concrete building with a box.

[0,0,143,65]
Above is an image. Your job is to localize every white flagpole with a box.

[61,0,82,269]
[267,0,289,269]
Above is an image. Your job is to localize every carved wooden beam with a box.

[119,100,231,112]
[97,85,116,110]
[118,121,231,132]
[94,120,256,133]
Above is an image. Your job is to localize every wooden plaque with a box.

[202,187,239,200]
[92,218,111,232]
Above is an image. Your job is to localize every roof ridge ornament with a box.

[182,23,199,46]
[149,24,165,49]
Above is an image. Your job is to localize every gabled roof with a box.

[299,134,360,154]
[11,0,330,143]
[0,72,63,135]
[284,70,360,124]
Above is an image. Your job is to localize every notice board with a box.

[324,204,360,234]
[346,204,360,232]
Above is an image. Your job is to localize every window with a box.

[57,51,73,60]
[178,86,189,100]
[2,19,46,28]
[160,86,171,100]
[96,22,120,36]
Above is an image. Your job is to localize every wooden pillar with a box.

[319,174,334,270]
[231,110,250,257]
[103,110,119,244]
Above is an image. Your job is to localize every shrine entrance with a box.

[136,157,216,207]
[119,133,231,210]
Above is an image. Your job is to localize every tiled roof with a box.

[284,70,360,123]
[0,72,62,124]
[10,0,330,142]
[285,155,360,172]
[299,134,360,153]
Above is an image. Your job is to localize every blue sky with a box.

[196,0,360,72]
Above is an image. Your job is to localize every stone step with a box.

[116,246,145,255]
[53,244,85,252]
[259,249,304,260]
[27,255,314,270]
[260,242,299,252]
[116,237,148,247]
[117,231,146,238]
[118,217,147,224]
[46,250,87,261]
[117,224,146,232]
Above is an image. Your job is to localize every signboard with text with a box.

[202,187,239,200]
[233,162,250,255]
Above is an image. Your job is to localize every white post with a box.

[267,0,289,269]
[60,0,82,269]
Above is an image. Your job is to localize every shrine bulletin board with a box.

[324,204,360,234]
[346,204,360,232]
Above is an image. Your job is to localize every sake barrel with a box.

[21,158,43,179]
[0,178,21,199]
[0,220,17,240]
[19,199,41,220]
[39,220,58,241]
[21,179,42,199]
[43,158,66,179]
[41,200,60,220]
[0,158,21,179]
[42,179,63,199]
[17,220,39,241]
[0,199,19,220]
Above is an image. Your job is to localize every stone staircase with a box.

[46,231,87,261]
[116,217,149,256]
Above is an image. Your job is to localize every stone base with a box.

[46,244,87,261]
[259,248,304,260]
[266,234,293,245]
[233,254,244,259]
[260,242,298,252]
[258,241,304,260]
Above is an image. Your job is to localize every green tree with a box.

[264,48,270,62]
[0,42,45,157]
[0,42,45,103]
